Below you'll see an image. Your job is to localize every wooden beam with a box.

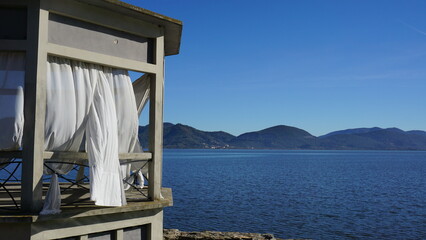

[44,0,161,38]
[79,235,88,240]
[43,151,87,160]
[43,151,152,161]
[148,32,165,200]
[0,151,152,161]
[114,229,124,240]
[46,43,159,73]
[21,0,48,213]
[118,153,152,161]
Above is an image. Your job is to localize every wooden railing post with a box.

[21,1,48,213]
[148,31,164,200]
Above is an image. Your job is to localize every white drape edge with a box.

[86,67,125,206]
[0,52,25,157]
[108,70,141,191]
[111,73,151,191]
[39,174,61,215]
[133,74,151,116]
[127,74,151,187]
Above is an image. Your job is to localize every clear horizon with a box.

[125,0,426,137]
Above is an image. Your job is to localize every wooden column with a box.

[148,30,164,200]
[21,0,48,213]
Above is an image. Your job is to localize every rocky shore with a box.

[164,229,305,240]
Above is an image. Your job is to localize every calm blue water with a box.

[162,149,426,240]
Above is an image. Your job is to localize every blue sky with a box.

[124,0,426,137]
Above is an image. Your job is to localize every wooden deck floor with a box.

[0,183,172,222]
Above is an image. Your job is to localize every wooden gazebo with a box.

[0,0,182,239]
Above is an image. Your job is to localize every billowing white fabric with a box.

[42,57,130,214]
[107,70,142,190]
[44,58,95,174]
[133,74,150,116]
[39,174,61,215]
[0,52,25,153]
[129,74,151,187]
[107,69,140,154]
[0,54,140,213]
[86,66,125,206]
[45,58,95,154]
[42,57,97,214]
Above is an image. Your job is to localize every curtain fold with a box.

[85,65,125,206]
[44,57,95,175]
[107,69,142,190]
[42,57,98,214]
[0,53,141,214]
[42,56,137,213]
[133,74,150,116]
[0,52,25,154]
[129,74,151,186]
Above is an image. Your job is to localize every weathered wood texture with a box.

[21,0,48,213]
[148,33,165,201]
[0,184,172,219]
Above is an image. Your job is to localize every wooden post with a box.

[114,229,124,240]
[21,0,48,213]
[148,30,164,200]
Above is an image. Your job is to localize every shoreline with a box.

[164,229,309,240]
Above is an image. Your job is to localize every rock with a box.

[163,229,285,240]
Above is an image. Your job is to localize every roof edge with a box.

[102,0,183,26]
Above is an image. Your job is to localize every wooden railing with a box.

[0,150,154,210]
[0,150,152,161]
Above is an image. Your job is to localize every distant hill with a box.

[319,127,382,138]
[138,123,426,150]
[318,127,426,150]
[228,125,316,149]
[407,130,426,137]
[139,123,235,149]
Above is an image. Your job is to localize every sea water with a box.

[162,149,426,239]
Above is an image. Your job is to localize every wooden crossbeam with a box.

[0,151,152,161]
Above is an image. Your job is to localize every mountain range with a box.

[138,123,426,150]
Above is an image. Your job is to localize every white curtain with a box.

[42,57,98,214]
[0,52,25,154]
[44,57,95,175]
[41,57,136,214]
[0,53,141,214]
[85,65,125,206]
[129,74,151,187]
[107,70,142,190]
[133,74,150,116]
